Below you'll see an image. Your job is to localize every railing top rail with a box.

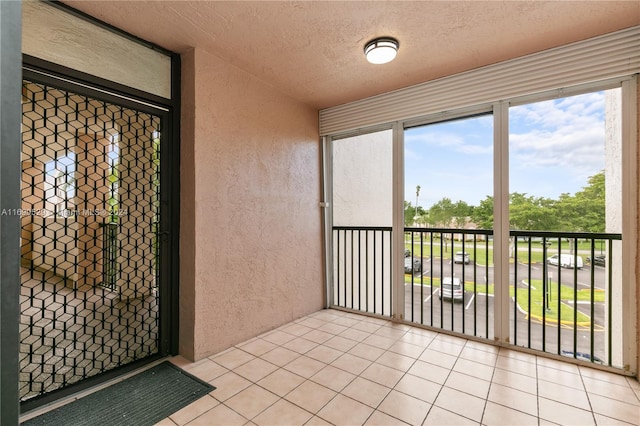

[337,226,621,240]
[510,230,622,240]
[333,226,393,231]
[404,227,493,235]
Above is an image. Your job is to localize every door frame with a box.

[17,54,181,412]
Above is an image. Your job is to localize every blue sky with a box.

[404,90,612,209]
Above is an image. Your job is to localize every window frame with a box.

[323,75,638,374]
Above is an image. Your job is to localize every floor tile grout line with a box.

[177,309,640,426]
[420,331,480,424]
[280,316,374,423]
[478,343,501,426]
[305,315,407,425]
[359,332,435,426]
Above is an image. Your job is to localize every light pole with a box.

[415,185,421,226]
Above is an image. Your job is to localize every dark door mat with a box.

[22,362,215,426]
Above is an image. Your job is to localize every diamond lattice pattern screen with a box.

[19,80,161,401]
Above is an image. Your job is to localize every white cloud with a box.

[509,92,606,179]
[405,130,492,155]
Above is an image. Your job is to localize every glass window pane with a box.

[404,115,494,339]
[508,89,623,367]
[331,129,393,315]
[332,129,392,227]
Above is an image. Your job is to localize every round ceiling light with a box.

[364,37,399,64]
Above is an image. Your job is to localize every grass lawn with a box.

[404,235,602,267]
[404,242,494,266]
[512,281,593,324]
[526,238,608,252]
[404,275,599,325]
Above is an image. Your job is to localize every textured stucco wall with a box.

[22,1,171,98]
[180,48,323,360]
[637,82,640,378]
[179,50,197,360]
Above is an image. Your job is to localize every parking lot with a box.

[404,257,608,362]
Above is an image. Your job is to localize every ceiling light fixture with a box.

[364,37,399,64]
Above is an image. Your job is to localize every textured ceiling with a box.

[63,1,640,109]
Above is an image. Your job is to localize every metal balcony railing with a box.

[332,226,392,317]
[332,225,623,367]
[404,227,494,340]
[511,230,622,367]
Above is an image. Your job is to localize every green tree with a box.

[452,200,473,228]
[572,171,605,232]
[471,196,493,229]
[509,192,557,230]
[404,201,415,226]
[551,171,604,232]
[429,197,455,227]
[405,201,427,226]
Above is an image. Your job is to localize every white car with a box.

[453,251,470,264]
[547,254,584,269]
[440,277,464,301]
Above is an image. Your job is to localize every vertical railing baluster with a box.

[373,231,378,314]
[473,235,477,337]
[337,230,341,307]
[440,233,444,329]
[485,235,489,338]
[373,230,377,314]
[365,230,369,313]
[358,229,361,311]
[514,236,518,345]
[430,231,434,327]
[389,230,392,317]
[527,237,532,349]
[573,238,580,358]
[607,238,613,366]
[350,229,354,309]
[590,239,595,362]
[411,231,415,322]
[381,230,385,316]
[450,232,455,332]
[461,235,466,334]
[558,237,564,355]
[420,230,424,325]
[343,230,347,308]
[542,237,547,352]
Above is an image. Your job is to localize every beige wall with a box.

[23,1,171,99]
[180,48,323,360]
[637,82,640,378]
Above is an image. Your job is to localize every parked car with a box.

[561,350,604,364]
[405,256,422,273]
[453,251,470,264]
[587,255,606,267]
[546,254,584,269]
[440,277,463,301]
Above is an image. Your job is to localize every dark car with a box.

[587,255,606,267]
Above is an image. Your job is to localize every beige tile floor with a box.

[160,309,640,426]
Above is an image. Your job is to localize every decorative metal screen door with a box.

[19,76,164,403]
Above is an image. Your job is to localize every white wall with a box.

[332,130,393,227]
